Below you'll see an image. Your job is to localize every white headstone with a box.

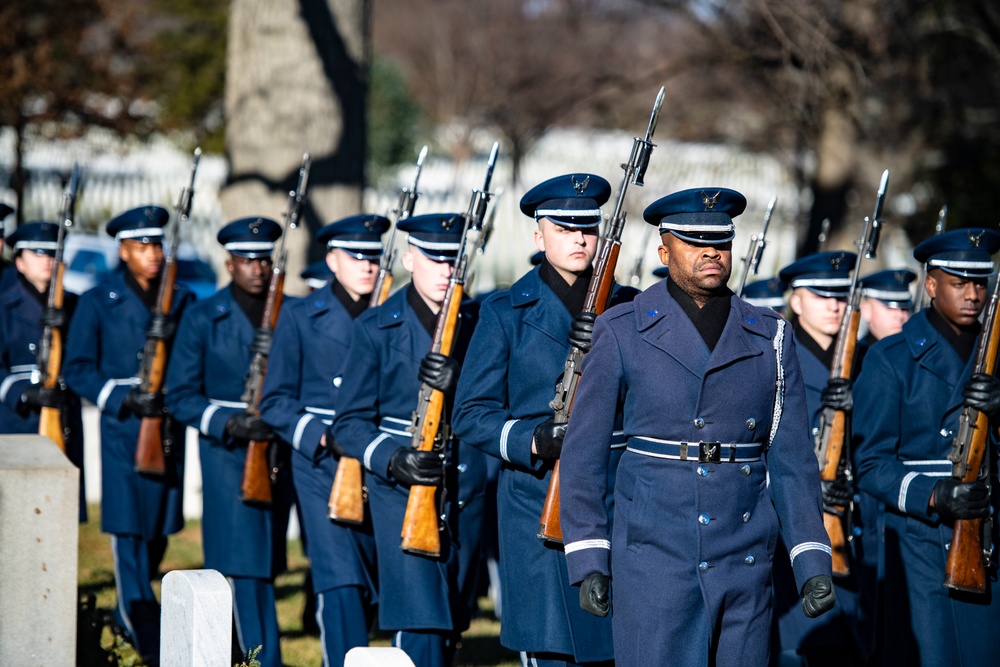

[160,569,233,667]
[345,647,417,667]
[0,435,80,667]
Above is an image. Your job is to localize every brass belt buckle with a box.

[699,441,723,464]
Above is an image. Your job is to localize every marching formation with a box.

[3,89,1000,667]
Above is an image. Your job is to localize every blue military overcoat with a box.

[164,285,291,579]
[560,280,832,667]
[0,280,86,521]
[452,266,633,662]
[63,270,192,538]
[258,288,378,596]
[332,285,487,632]
[853,310,1000,665]
[793,333,829,431]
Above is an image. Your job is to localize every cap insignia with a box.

[249,218,262,235]
[830,253,844,271]
[702,191,721,210]
[571,175,590,195]
[364,216,375,231]
[969,230,984,248]
[144,207,156,221]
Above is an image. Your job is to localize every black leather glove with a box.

[123,389,165,418]
[40,307,66,328]
[821,479,853,513]
[325,425,347,458]
[821,377,853,413]
[250,328,272,356]
[533,418,566,462]
[963,373,1000,422]
[145,313,176,341]
[801,574,836,618]
[23,383,64,410]
[568,312,596,352]
[932,478,991,521]
[579,573,611,617]
[227,413,275,442]
[418,352,460,396]
[389,448,444,488]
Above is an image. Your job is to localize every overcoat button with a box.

[740,464,751,476]
[698,514,710,525]
[694,417,705,429]
[746,418,756,430]
[697,466,708,477]
[745,555,755,566]
[698,561,709,572]
[742,512,751,523]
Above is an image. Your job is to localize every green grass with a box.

[78,504,519,666]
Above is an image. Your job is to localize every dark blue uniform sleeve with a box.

[0,319,30,413]
[452,297,545,471]
[259,310,327,462]
[331,319,400,482]
[164,309,236,443]
[63,291,130,416]
[763,325,833,592]
[560,316,622,584]
[853,345,936,517]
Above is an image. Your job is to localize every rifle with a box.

[817,218,832,251]
[134,148,201,475]
[400,142,499,557]
[914,205,947,311]
[328,146,427,524]
[241,154,311,505]
[814,169,888,576]
[538,87,665,543]
[944,276,1000,593]
[37,164,81,453]
[735,195,776,298]
[465,186,503,295]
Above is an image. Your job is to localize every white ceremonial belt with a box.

[627,436,763,463]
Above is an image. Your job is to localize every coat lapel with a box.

[633,282,709,379]
[704,296,766,375]
[513,269,572,347]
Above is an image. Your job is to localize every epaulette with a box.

[603,300,635,321]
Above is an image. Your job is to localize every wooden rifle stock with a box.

[400,283,464,557]
[39,262,67,452]
[944,279,1000,592]
[134,261,177,475]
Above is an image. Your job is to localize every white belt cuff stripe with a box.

[209,398,248,409]
[293,414,315,451]
[789,541,832,564]
[903,459,952,466]
[364,433,391,472]
[9,364,38,373]
[500,419,519,462]
[305,406,336,416]
[200,404,221,436]
[382,416,412,426]
[898,471,919,511]
[0,372,33,402]
[379,426,411,437]
[564,539,611,554]
[97,377,139,412]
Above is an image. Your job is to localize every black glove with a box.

[250,328,272,356]
[23,383,64,410]
[325,425,347,458]
[932,478,991,521]
[963,373,1000,422]
[145,313,176,341]
[389,448,444,488]
[418,352,460,396]
[40,307,66,328]
[123,389,165,418]
[821,479,853,513]
[533,418,566,462]
[579,572,611,617]
[821,377,853,413]
[568,312,596,352]
[801,574,836,618]
[227,413,275,442]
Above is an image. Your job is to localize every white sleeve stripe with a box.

[305,406,336,416]
[364,433,391,472]
[382,416,412,426]
[789,541,833,564]
[293,414,315,451]
[564,539,611,554]
[97,378,140,412]
[500,419,519,462]
[0,372,33,402]
[200,404,221,436]
[898,471,920,511]
[9,364,38,373]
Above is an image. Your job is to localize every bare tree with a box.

[223,0,370,292]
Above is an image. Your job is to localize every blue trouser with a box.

[111,534,166,661]
[392,629,457,667]
[230,576,282,667]
[316,585,371,667]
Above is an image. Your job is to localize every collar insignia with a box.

[702,191,721,210]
